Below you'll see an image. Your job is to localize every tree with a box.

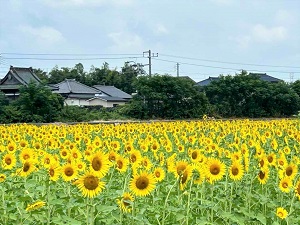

[33,68,49,84]
[124,75,209,119]
[16,82,64,122]
[204,71,300,118]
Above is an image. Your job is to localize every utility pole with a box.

[290,72,294,83]
[143,50,158,76]
[176,63,180,77]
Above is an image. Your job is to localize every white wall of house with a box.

[88,98,126,107]
[65,98,90,106]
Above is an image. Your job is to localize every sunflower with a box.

[6,142,17,153]
[76,160,87,172]
[129,171,156,196]
[75,171,105,198]
[279,163,298,180]
[26,201,46,212]
[257,167,269,185]
[153,167,165,182]
[279,177,292,193]
[17,160,36,177]
[0,174,6,182]
[140,156,152,171]
[193,164,205,185]
[294,179,300,200]
[205,158,226,184]
[61,163,78,182]
[117,192,134,213]
[115,156,129,173]
[48,163,61,182]
[129,150,142,165]
[60,148,69,160]
[70,148,82,161]
[266,153,277,167]
[229,161,244,181]
[42,153,56,169]
[2,153,17,170]
[89,151,111,178]
[276,207,288,220]
[108,150,118,162]
[190,149,201,163]
[20,148,36,163]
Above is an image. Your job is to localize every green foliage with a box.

[15,82,64,122]
[124,75,210,119]
[204,72,300,118]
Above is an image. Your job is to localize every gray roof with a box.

[249,73,283,82]
[88,96,128,102]
[196,77,219,86]
[93,85,132,99]
[0,66,41,86]
[54,79,101,94]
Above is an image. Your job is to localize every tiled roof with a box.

[54,79,101,94]
[87,96,128,102]
[93,85,132,99]
[249,73,283,82]
[0,66,41,86]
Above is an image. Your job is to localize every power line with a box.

[2,56,145,61]
[1,52,142,56]
[160,53,300,69]
[153,58,300,74]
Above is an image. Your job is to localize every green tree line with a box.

[1,66,300,123]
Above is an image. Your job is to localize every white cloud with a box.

[252,24,287,43]
[232,24,288,49]
[40,0,134,7]
[154,24,169,35]
[19,25,65,45]
[108,32,143,52]
[275,10,297,25]
[209,0,233,5]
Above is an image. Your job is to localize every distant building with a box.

[53,79,131,107]
[0,66,56,100]
[196,73,283,86]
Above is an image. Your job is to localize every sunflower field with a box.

[0,119,300,225]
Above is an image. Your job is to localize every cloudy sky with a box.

[1,0,300,82]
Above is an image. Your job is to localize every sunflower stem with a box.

[161,178,178,225]
[47,180,51,225]
[287,192,296,225]
[185,176,194,225]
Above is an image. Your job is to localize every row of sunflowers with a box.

[0,119,299,224]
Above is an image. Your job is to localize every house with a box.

[53,79,131,107]
[0,66,42,99]
[93,85,132,101]
[196,73,283,86]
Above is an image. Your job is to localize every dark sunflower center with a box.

[23,162,30,172]
[5,157,12,165]
[49,168,55,177]
[286,167,293,176]
[73,153,78,158]
[131,155,136,162]
[117,160,123,169]
[282,182,288,188]
[267,156,273,163]
[259,160,264,167]
[92,157,102,171]
[65,167,74,176]
[84,175,99,190]
[177,165,186,175]
[136,176,149,190]
[45,158,50,164]
[296,184,300,195]
[181,171,188,184]
[210,165,220,175]
[191,151,198,159]
[155,171,160,177]
[123,197,131,206]
[259,171,265,179]
[62,151,67,156]
[8,146,14,151]
[23,154,30,160]
[231,167,239,176]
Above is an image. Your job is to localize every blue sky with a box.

[1,0,300,82]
